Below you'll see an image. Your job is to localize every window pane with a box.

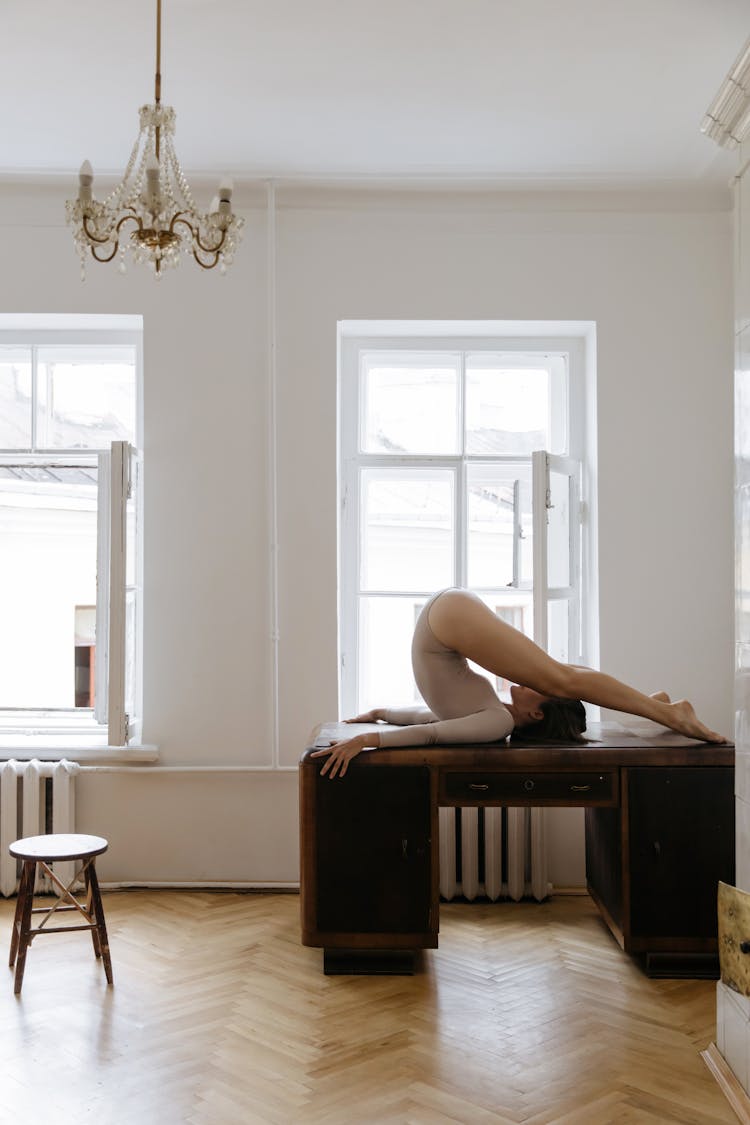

[125,454,140,723]
[125,589,137,720]
[547,598,570,663]
[467,463,532,590]
[360,468,454,592]
[126,476,137,587]
[0,348,32,448]
[361,353,460,454]
[37,346,136,449]
[547,469,571,589]
[465,358,549,454]
[358,596,427,712]
[0,465,98,708]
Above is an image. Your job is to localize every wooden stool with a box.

[8,833,113,995]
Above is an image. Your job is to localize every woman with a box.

[313,588,726,779]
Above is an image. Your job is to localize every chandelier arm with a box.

[90,243,121,264]
[82,213,116,246]
[116,211,143,236]
[192,250,221,270]
[195,227,227,254]
[170,213,228,255]
[87,210,146,261]
[82,210,142,246]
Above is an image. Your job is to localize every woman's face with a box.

[510,684,549,726]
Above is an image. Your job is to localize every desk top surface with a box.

[301,721,734,769]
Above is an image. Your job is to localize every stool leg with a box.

[86,863,113,985]
[9,860,32,968]
[13,861,37,995]
[83,862,102,958]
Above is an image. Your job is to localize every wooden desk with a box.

[299,723,734,976]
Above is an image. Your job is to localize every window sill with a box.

[0,736,158,763]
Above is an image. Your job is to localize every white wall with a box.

[0,182,734,887]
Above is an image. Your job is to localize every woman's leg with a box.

[428,590,726,743]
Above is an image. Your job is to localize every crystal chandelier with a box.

[66,0,243,279]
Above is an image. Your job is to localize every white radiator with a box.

[439,805,549,902]
[0,760,79,896]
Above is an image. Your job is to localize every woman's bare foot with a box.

[666,699,727,744]
[650,691,671,703]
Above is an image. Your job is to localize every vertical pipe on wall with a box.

[267,180,280,768]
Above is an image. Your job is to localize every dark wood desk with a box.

[299,723,734,976]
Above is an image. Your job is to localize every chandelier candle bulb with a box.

[78,160,93,204]
[218,179,233,220]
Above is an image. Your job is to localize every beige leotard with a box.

[376,589,514,747]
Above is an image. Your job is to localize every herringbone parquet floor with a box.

[0,890,736,1125]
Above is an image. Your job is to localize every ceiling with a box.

[3,0,748,188]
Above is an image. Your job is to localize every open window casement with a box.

[532,451,582,663]
[95,441,142,746]
[527,450,583,902]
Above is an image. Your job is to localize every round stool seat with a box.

[9,834,108,863]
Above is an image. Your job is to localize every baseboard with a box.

[100,881,300,892]
[96,882,588,897]
[702,1042,750,1124]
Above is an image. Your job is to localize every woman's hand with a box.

[310,732,380,778]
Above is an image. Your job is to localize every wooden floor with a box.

[0,890,736,1125]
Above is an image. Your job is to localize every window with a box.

[339,326,589,716]
[0,320,143,746]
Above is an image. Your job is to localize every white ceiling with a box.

[2,0,747,188]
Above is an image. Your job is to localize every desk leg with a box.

[323,949,417,975]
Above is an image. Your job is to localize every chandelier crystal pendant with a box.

[66,0,243,279]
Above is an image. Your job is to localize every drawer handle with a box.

[570,785,591,792]
[469,783,490,791]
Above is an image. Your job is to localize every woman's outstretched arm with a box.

[311,707,514,777]
[310,707,437,780]
[344,706,438,725]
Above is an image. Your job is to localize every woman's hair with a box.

[510,697,587,744]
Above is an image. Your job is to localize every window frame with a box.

[338,328,589,717]
[0,325,143,749]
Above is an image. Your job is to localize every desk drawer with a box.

[440,770,618,806]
